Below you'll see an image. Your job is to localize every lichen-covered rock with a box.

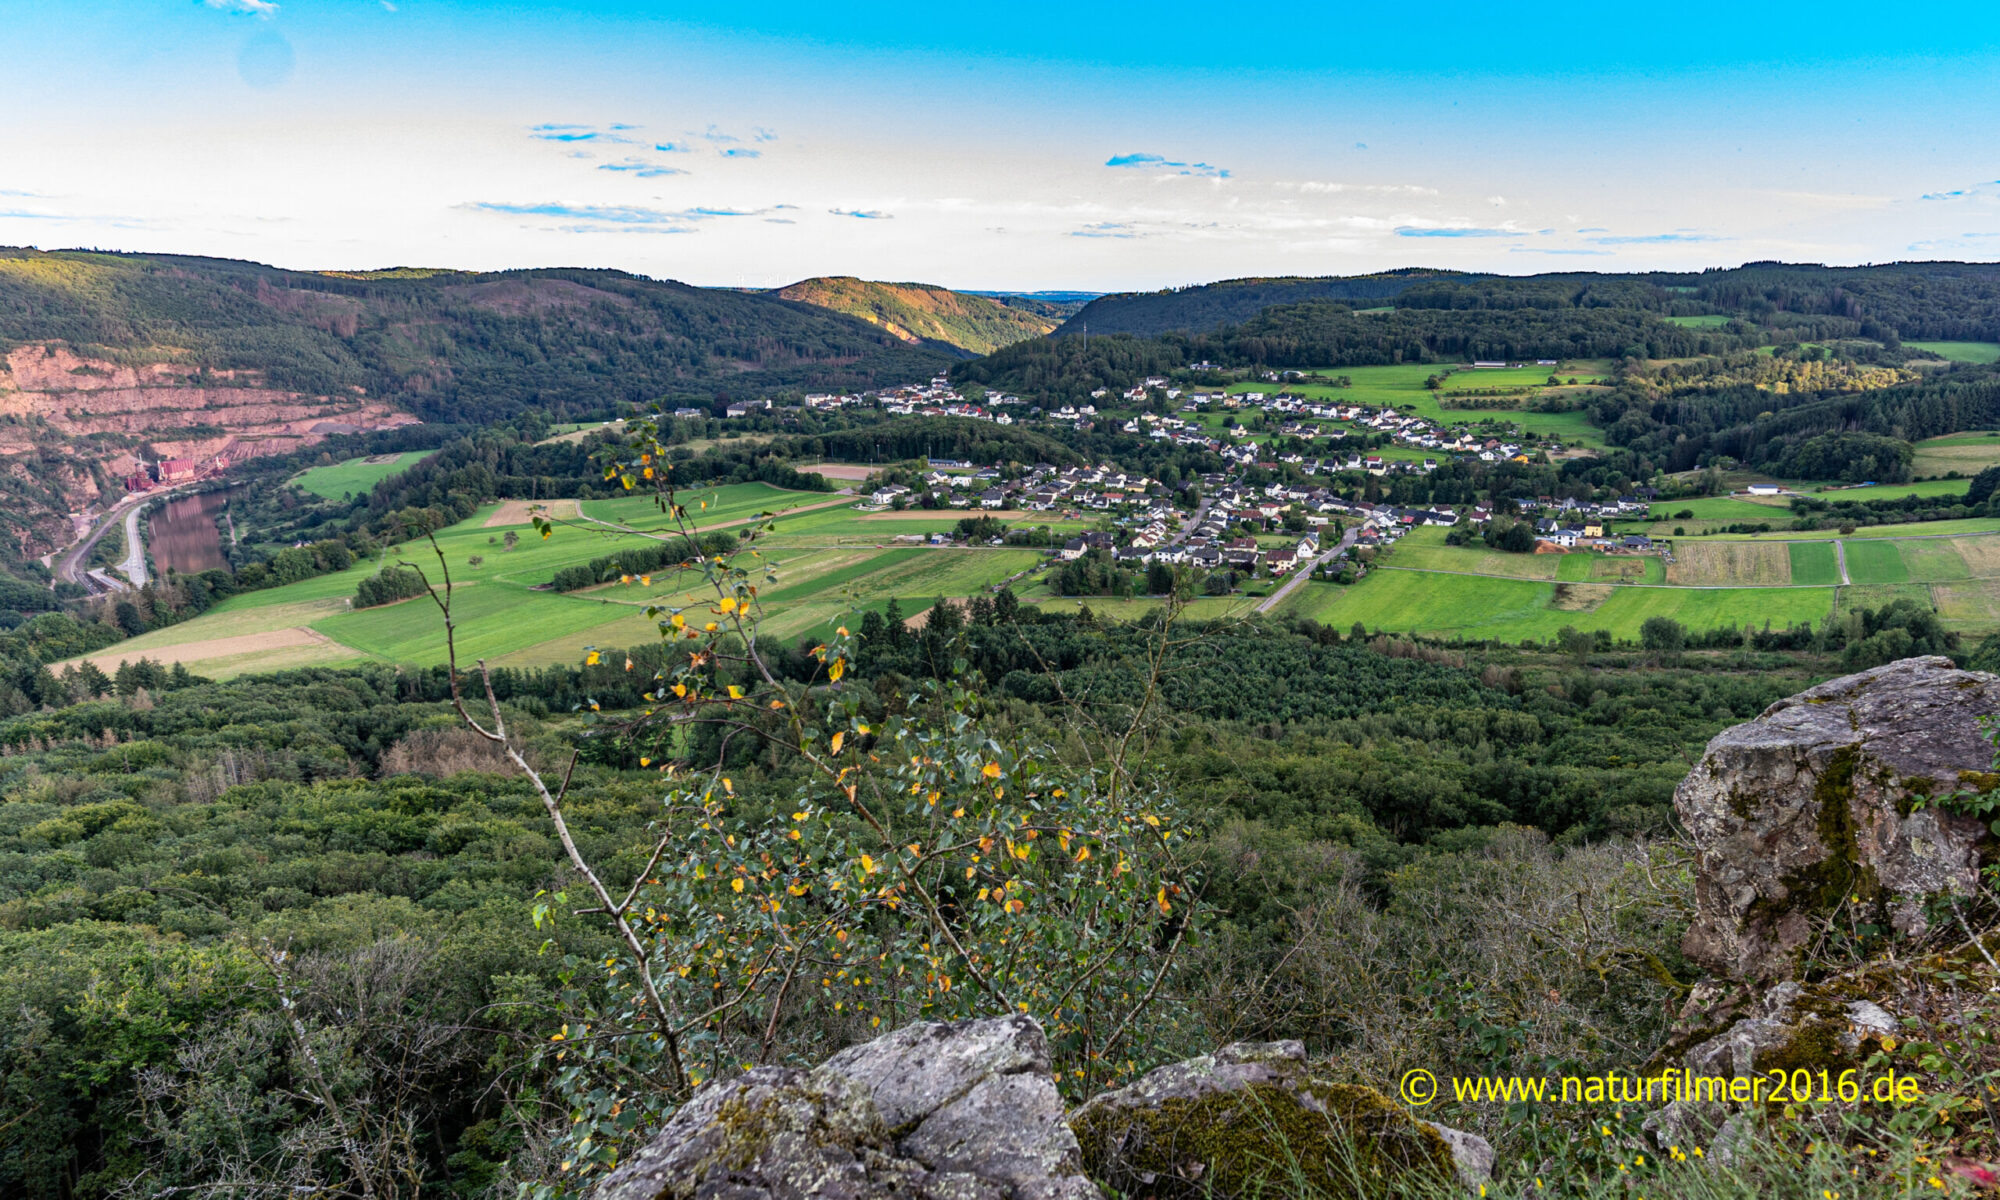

[1069,1040,1489,1199]
[829,1016,1097,1200]
[588,1066,896,1200]
[1676,657,1995,983]
[590,1017,1099,1200]
[821,1014,1052,1134]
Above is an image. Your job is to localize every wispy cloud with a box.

[1920,181,2000,201]
[655,142,694,153]
[598,158,687,178]
[828,208,892,220]
[1278,181,1438,197]
[202,0,278,15]
[719,148,761,159]
[465,201,799,233]
[1584,232,1723,244]
[1070,221,1141,239]
[753,127,778,143]
[1105,153,1230,179]
[1394,226,1522,238]
[1513,247,1613,256]
[702,125,740,144]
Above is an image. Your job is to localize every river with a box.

[149,491,231,575]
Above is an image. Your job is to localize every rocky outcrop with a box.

[1644,658,2000,1158]
[591,1015,1097,1200]
[1071,1040,1488,1200]
[1676,656,1995,984]
[591,1022,1492,1200]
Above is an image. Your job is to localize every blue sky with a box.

[1,1,1997,288]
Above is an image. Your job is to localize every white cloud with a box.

[202,0,279,15]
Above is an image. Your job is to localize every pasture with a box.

[1907,341,2000,364]
[291,451,431,499]
[1912,432,2000,478]
[1786,542,1841,586]
[1283,570,1832,642]
[1380,527,1562,579]
[61,486,1057,679]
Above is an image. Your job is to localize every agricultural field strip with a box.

[1379,529,2000,588]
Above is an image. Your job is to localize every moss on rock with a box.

[1072,1079,1453,1200]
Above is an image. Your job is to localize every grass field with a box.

[1841,540,1908,584]
[1787,542,1841,586]
[291,452,430,499]
[1555,552,1665,584]
[1907,341,2000,364]
[59,484,1056,679]
[1380,527,1562,579]
[1912,432,2000,478]
[1283,570,1833,642]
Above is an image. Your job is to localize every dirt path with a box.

[1835,538,1852,585]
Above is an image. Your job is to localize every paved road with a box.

[118,505,148,587]
[1257,527,1358,613]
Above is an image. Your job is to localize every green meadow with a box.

[1283,570,1834,642]
[1786,541,1841,586]
[1907,341,2000,364]
[290,451,431,499]
[66,482,1062,678]
[1912,432,2000,477]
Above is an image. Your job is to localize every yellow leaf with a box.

[860,854,876,874]
[828,658,845,683]
[1075,845,1091,862]
[728,685,745,700]
[586,651,601,666]
[672,683,688,698]
[830,731,845,755]
[639,756,652,767]
[671,613,686,629]
[640,575,651,586]
[981,762,1002,779]
[719,596,739,615]
[1156,887,1172,915]
[1142,814,1161,827]
[731,878,745,893]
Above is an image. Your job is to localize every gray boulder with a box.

[590,1016,1097,1200]
[1675,656,1994,983]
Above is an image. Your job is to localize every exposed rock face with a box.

[1676,656,1995,983]
[0,343,418,557]
[591,1016,1098,1200]
[1070,1040,1491,1199]
[591,1022,1492,1200]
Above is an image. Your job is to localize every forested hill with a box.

[0,248,954,422]
[1057,270,1463,336]
[770,276,1060,355]
[1058,261,2000,340]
